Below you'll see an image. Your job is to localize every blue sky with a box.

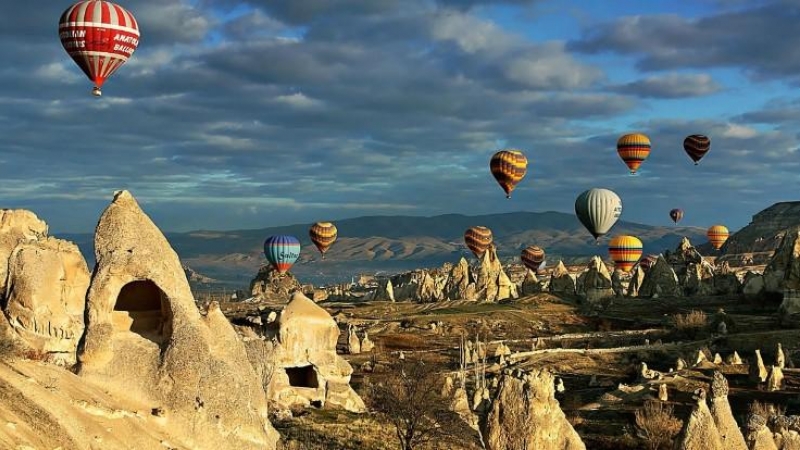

[1,0,799,234]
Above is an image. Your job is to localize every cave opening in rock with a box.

[286,365,319,389]
[113,280,171,345]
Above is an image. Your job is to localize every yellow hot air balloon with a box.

[608,235,643,272]
[490,149,527,199]
[707,225,729,250]
[617,133,651,175]
[309,222,338,259]
[464,226,493,258]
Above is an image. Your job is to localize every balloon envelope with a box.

[464,226,493,258]
[521,246,545,272]
[670,208,684,224]
[575,188,622,240]
[617,133,651,175]
[684,135,711,165]
[638,254,659,273]
[707,225,729,250]
[263,235,301,274]
[59,1,140,96]
[608,235,643,272]
[309,222,337,258]
[490,149,527,198]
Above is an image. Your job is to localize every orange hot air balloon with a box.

[464,226,493,258]
[521,246,545,272]
[309,222,338,259]
[616,133,651,175]
[490,149,528,199]
[707,225,729,250]
[608,235,643,272]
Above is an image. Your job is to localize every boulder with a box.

[549,261,576,295]
[482,369,585,450]
[3,237,90,365]
[264,291,365,414]
[639,256,681,298]
[77,190,279,450]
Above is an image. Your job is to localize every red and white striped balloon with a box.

[59,1,140,96]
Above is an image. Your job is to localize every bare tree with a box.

[366,358,472,450]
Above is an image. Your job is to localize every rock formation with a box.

[549,261,576,295]
[77,191,279,449]
[445,257,475,300]
[575,256,614,304]
[371,278,395,301]
[639,256,681,298]
[750,350,769,383]
[709,371,748,450]
[521,270,544,295]
[361,331,374,352]
[249,265,302,301]
[745,414,779,450]
[626,265,645,297]
[767,365,784,391]
[263,291,365,414]
[348,325,361,354]
[674,388,724,450]
[482,369,585,450]
[743,271,766,298]
[3,236,90,365]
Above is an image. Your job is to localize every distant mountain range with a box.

[61,210,709,288]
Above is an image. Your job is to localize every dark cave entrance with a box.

[113,280,171,345]
[286,365,319,389]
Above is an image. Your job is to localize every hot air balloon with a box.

[521,246,545,272]
[670,208,684,224]
[707,225,729,250]
[617,133,651,175]
[263,235,301,274]
[638,254,659,273]
[608,235,643,272]
[59,0,140,97]
[575,188,622,241]
[464,226,493,258]
[490,149,528,199]
[309,222,337,259]
[684,135,711,165]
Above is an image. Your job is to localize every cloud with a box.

[568,1,800,82]
[611,73,722,98]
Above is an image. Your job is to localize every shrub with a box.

[634,401,683,450]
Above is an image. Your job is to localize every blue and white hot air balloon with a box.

[263,235,301,274]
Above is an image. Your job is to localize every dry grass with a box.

[671,310,707,338]
[634,401,683,450]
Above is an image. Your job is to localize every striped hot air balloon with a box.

[59,0,140,97]
[490,149,528,199]
[263,235,301,274]
[575,188,623,241]
[521,246,545,272]
[464,226,493,258]
[616,133,651,175]
[670,208,684,224]
[638,254,659,273]
[608,235,643,272]
[684,135,711,165]
[707,225,729,250]
[309,222,337,259]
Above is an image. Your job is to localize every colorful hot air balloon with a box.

[521,246,545,272]
[263,235,301,274]
[707,225,729,250]
[464,226,493,258]
[617,133,651,175]
[59,0,140,97]
[575,188,623,241]
[309,222,337,259]
[608,235,643,272]
[638,254,659,273]
[684,135,711,165]
[490,149,528,199]
[670,208,684,224]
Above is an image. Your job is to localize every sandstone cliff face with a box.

[77,190,279,450]
[708,371,748,450]
[482,369,585,450]
[675,389,724,450]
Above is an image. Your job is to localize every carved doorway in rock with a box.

[285,365,319,389]
[113,280,171,345]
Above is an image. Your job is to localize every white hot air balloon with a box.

[575,188,623,241]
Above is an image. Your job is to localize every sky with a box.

[2,0,800,234]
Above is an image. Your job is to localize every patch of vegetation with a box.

[634,401,683,450]
[671,310,708,339]
[427,303,518,316]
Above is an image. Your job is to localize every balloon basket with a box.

[91,87,102,97]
